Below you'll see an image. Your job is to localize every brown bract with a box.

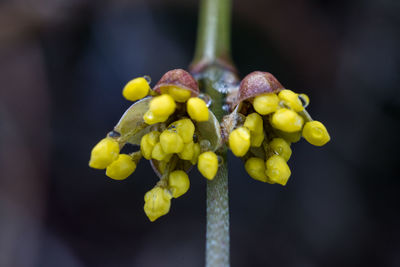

[153,69,199,96]
[235,71,284,106]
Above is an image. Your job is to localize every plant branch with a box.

[191,0,233,71]
[190,0,236,266]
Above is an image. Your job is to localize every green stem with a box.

[191,0,233,70]
[190,0,235,266]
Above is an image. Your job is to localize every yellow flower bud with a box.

[269,138,292,161]
[89,137,120,169]
[151,142,170,161]
[122,77,150,101]
[245,157,267,182]
[244,113,263,134]
[250,131,264,147]
[265,155,291,186]
[140,131,160,159]
[168,170,190,198]
[170,118,195,143]
[147,131,161,146]
[106,154,136,180]
[190,143,201,164]
[198,151,218,180]
[143,110,169,125]
[160,130,184,154]
[149,94,176,117]
[243,113,264,147]
[144,186,172,222]
[302,121,330,146]
[228,126,251,157]
[278,89,303,112]
[271,108,304,132]
[187,97,209,122]
[253,93,279,115]
[178,141,195,160]
[161,86,191,102]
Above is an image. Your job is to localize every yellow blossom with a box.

[187,97,209,121]
[160,130,184,154]
[89,137,120,169]
[161,86,191,102]
[122,77,150,101]
[228,126,251,157]
[269,138,292,161]
[265,155,291,186]
[140,131,160,160]
[106,154,136,180]
[302,121,330,146]
[198,151,218,180]
[271,108,304,132]
[253,93,279,115]
[168,170,190,198]
[278,89,303,112]
[245,157,267,182]
[144,187,172,222]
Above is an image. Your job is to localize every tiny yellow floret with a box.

[228,126,251,157]
[245,157,267,182]
[89,137,120,169]
[271,108,304,132]
[140,131,160,159]
[143,110,169,125]
[253,93,279,115]
[144,187,172,222]
[122,77,150,101]
[170,118,195,143]
[265,155,291,186]
[198,151,218,180]
[187,97,209,122]
[244,113,263,134]
[151,142,170,161]
[302,121,330,146]
[149,94,176,117]
[106,154,136,180]
[161,86,191,102]
[178,141,195,160]
[269,138,292,161]
[160,130,184,154]
[168,170,190,198]
[278,89,303,112]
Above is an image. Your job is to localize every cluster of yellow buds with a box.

[227,71,330,186]
[89,69,330,221]
[89,69,221,222]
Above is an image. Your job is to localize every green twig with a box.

[190,0,236,266]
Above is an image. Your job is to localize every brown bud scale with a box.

[153,69,199,96]
[235,71,284,106]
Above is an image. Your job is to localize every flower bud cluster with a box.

[89,69,220,221]
[88,69,331,222]
[227,71,330,186]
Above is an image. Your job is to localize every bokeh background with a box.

[1,0,399,266]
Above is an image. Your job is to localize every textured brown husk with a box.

[153,69,199,96]
[235,71,284,106]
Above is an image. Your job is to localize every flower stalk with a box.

[191,0,236,266]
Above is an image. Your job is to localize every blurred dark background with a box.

[1,0,399,266]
